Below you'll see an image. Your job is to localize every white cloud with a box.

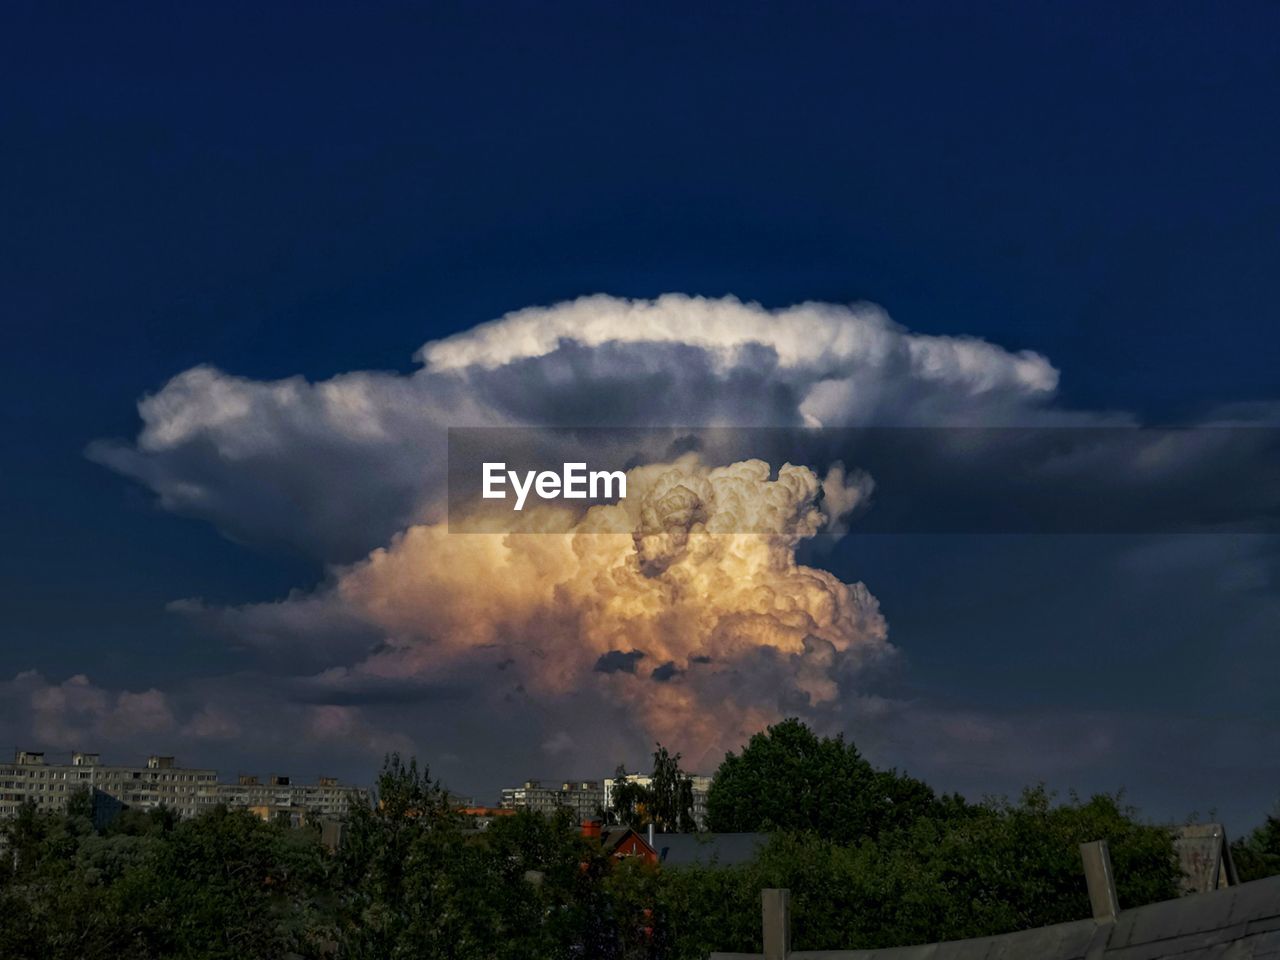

[419,294,1057,399]
[88,295,1063,560]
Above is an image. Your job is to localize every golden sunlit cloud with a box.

[311,456,889,765]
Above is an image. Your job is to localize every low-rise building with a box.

[581,820,658,865]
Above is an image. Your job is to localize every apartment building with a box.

[0,750,366,822]
[500,779,604,822]
[219,773,366,820]
[0,750,220,820]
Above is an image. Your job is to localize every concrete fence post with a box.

[1080,840,1120,922]
[762,888,791,960]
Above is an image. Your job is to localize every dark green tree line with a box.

[0,725,1228,960]
[1233,809,1280,881]
[706,717,947,842]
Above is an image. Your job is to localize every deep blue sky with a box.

[2,2,1278,823]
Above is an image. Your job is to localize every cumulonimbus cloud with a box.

[78,294,1157,770]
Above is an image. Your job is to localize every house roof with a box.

[652,832,769,867]
[598,827,656,858]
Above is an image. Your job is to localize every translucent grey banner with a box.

[447,427,1280,534]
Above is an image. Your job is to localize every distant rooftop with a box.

[7,749,352,786]
[652,832,769,868]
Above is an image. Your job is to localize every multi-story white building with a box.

[0,750,367,823]
[500,779,604,822]
[219,773,367,820]
[0,751,220,820]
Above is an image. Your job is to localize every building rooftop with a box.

[652,832,769,868]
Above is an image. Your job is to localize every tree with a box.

[608,746,697,833]
[608,764,649,829]
[335,752,455,958]
[0,734,1188,960]
[657,787,1179,956]
[648,746,696,833]
[1233,809,1280,881]
[706,718,940,842]
[0,799,331,960]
